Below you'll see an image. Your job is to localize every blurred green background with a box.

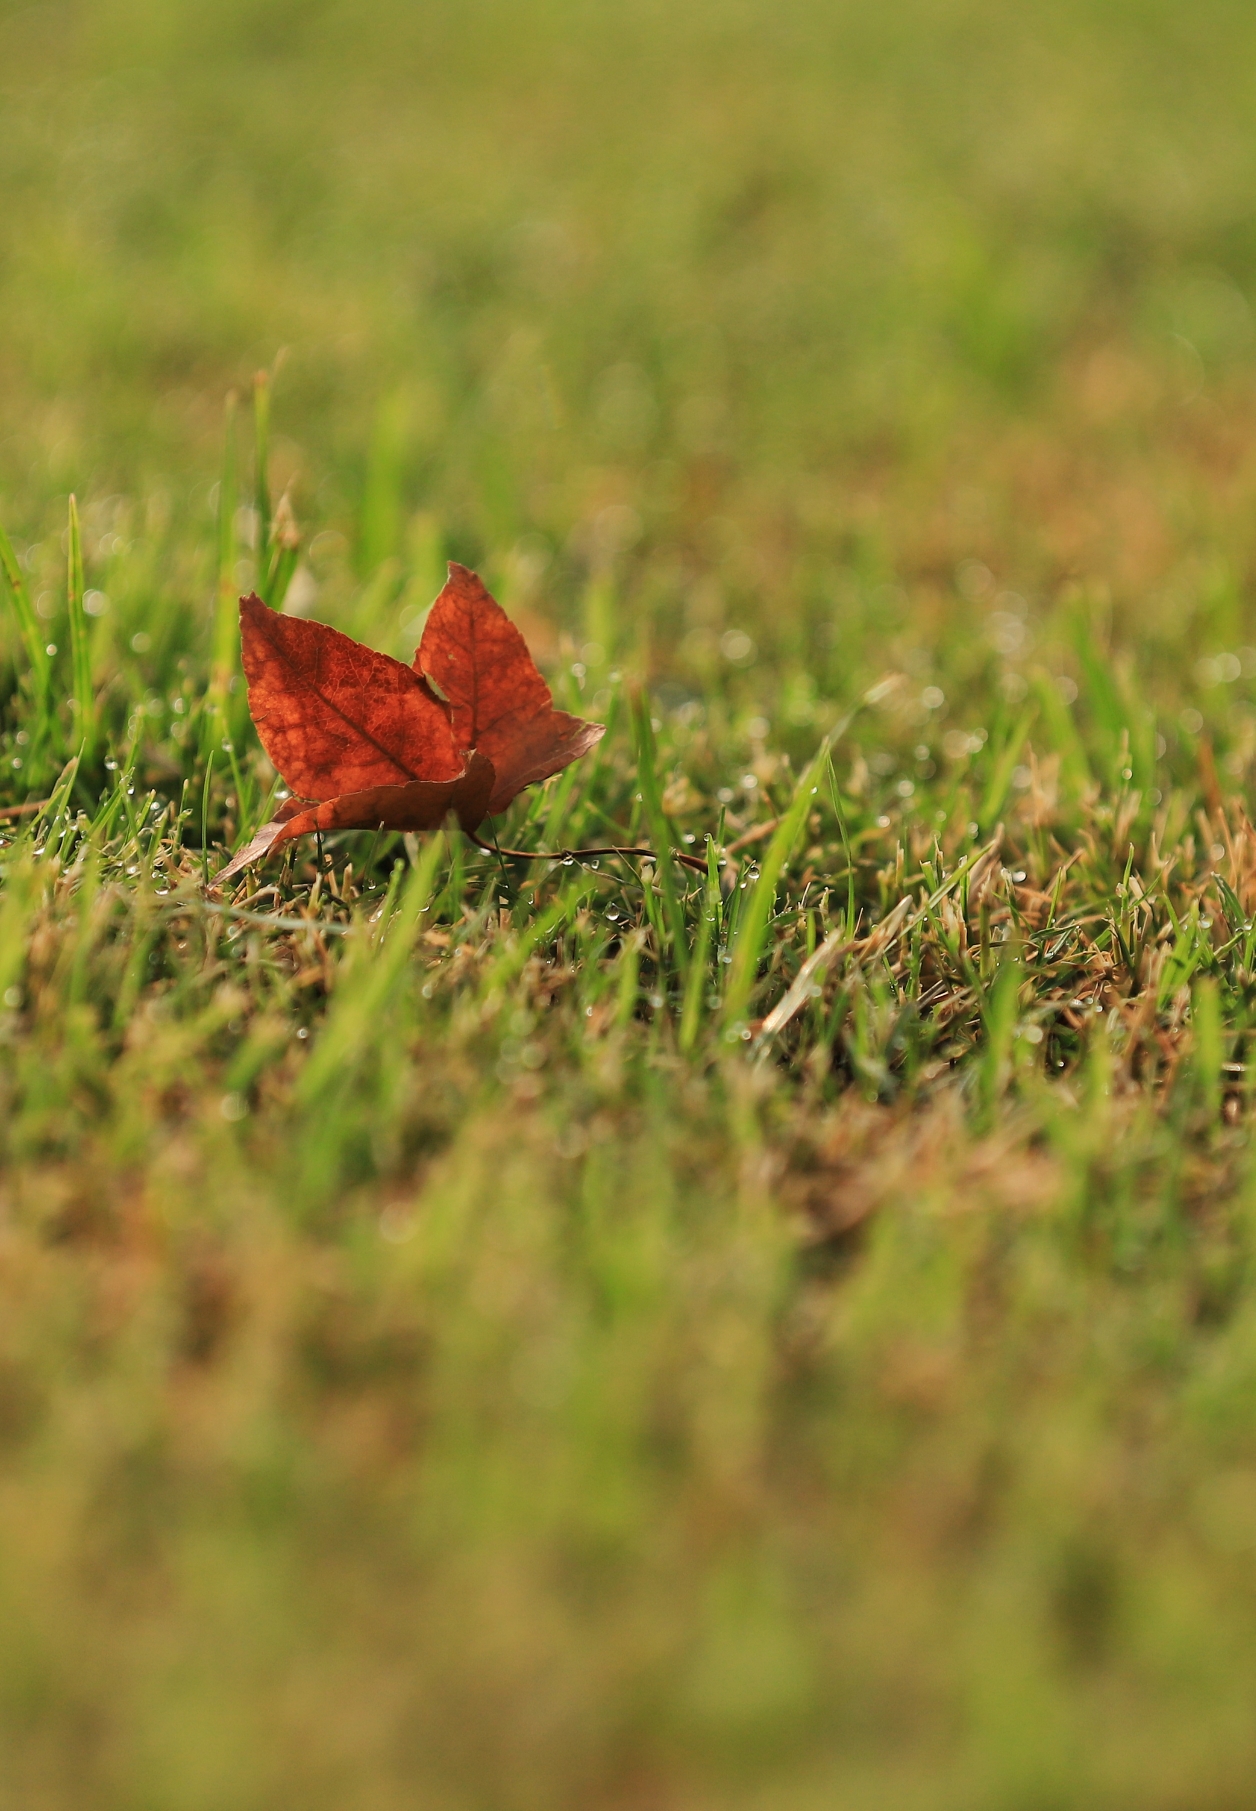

[7,4,1256,1808]
[6,0,1256,626]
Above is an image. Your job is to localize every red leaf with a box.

[217,572,602,882]
[240,594,464,798]
[215,754,495,886]
[415,564,604,814]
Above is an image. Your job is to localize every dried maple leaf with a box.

[239,595,465,796]
[416,564,604,815]
[215,571,602,885]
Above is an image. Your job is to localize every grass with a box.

[7,1,1256,1805]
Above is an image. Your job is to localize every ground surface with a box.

[4,2,1256,1806]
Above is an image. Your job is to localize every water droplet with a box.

[104,759,118,771]
[219,1092,247,1122]
[605,908,620,922]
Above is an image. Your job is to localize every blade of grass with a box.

[632,690,688,979]
[66,495,95,754]
[201,749,216,887]
[723,738,829,1030]
[261,492,300,609]
[211,391,240,700]
[679,854,718,1052]
[979,704,1035,832]
[253,368,272,558]
[0,517,52,713]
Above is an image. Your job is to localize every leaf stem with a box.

[465,830,708,874]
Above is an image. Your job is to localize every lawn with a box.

[5,1,1256,1805]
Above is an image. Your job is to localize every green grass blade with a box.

[213,390,240,683]
[723,738,829,1029]
[979,704,1035,831]
[66,495,95,752]
[261,493,300,609]
[253,367,272,557]
[678,856,717,1052]
[296,841,443,1106]
[632,690,688,979]
[0,517,51,705]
